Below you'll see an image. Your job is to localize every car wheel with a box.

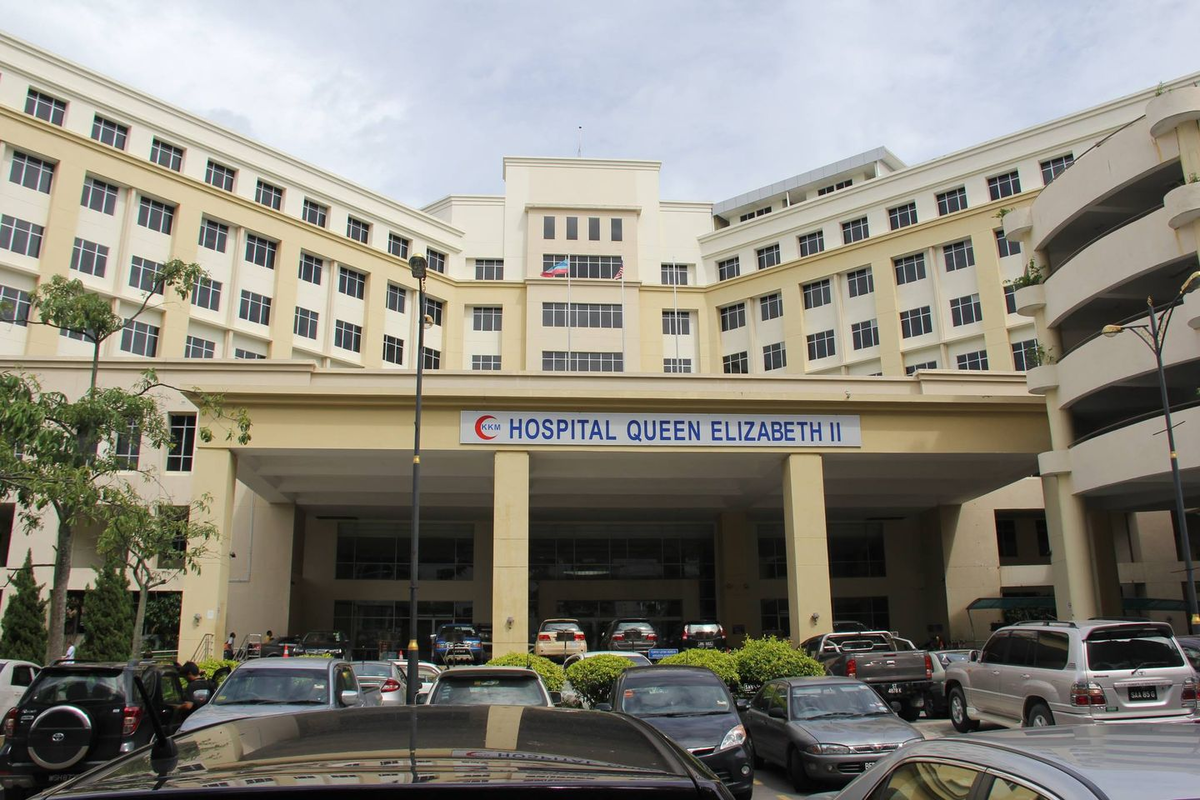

[1025,702,1054,728]
[787,748,812,793]
[948,687,978,733]
[897,700,921,722]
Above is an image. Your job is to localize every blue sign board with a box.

[648,648,679,660]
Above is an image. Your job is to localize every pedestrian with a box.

[179,662,217,719]
[224,632,236,660]
[263,630,274,644]
[63,642,76,663]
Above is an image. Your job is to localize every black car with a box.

[675,621,727,651]
[259,635,304,658]
[598,665,753,800]
[32,705,735,800]
[300,630,348,659]
[0,661,185,798]
[598,619,660,655]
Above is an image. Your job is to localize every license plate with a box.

[863,761,876,770]
[1128,685,1157,702]
[698,642,714,648]
[48,774,78,783]
[886,684,903,695]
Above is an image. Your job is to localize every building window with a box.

[338,266,366,299]
[847,267,874,298]
[905,360,937,375]
[754,292,780,321]
[137,197,174,234]
[542,302,623,329]
[829,524,887,578]
[662,310,690,335]
[150,139,183,171]
[996,518,1018,558]
[184,335,215,359]
[739,207,772,222]
[245,234,277,270]
[541,351,623,372]
[422,347,442,369]
[1036,519,1051,556]
[663,358,692,373]
[234,348,266,360]
[423,297,444,326]
[294,307,319,339]
[661,263,689,285]
[988,171,1021,201]
[0,215,44,259]
[0,286,31,327]
[302,199,328,228]
[832,596,889,631]
[426,249,447,274]
[757,243,781,270]
[719,303,746,332]
[9,152,54,193]
[717,257,740,281]
[474,258,504,280]
[995,228,1021,258]
[334,320,362,352]
[936,187,968,216]
[806,330,836,360]
[255,180,283,210]
[797,230,824,258]
[817,179,852,196]
[91,116,128,150]
[382,335,404,365]
[956,350,989,370]
[238,290,272,325]
[70,238,108,277]
[950,294,983,326]
[1041,154,1075,185]
[191,276,221,311]
[943,239,976,271]
[1011,338,1039,370]
[166,414,196,472]
[888,201,917,230]
[566,217,578,240]
[113,422,140,471]
[541,254,623,280]
[543,216,555,239]
[760,598,789,637]
[1004,285,1017,314]
[763,342,787,371]
[298,253,323,285]
[472,354,501,371]
[473,306,503,331]
[893,253,926,285]
[346,216,370,243]
[386,283,406,313]
[25,89,66,125]
[803,279,831,310]
[842,217,869,244]
[205,160,236,191]
[198,219,229,253]
[588,216,600,241]
[81,177,118,215]
[611,218,623,242]
[851,319,879,350]
[119,319,159,357]
[387,233,410,259]
[722,351,749,374]
[128,256,164,295]
[900,306,933,338]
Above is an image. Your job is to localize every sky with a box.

[4,1,1200,210]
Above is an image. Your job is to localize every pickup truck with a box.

[800,631,932,721]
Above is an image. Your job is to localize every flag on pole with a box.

[614,264,624,280]
[541,257,569,277]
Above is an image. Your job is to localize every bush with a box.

[196,658,240,685]
[734,636,824,691]
[658,649,739,691]
[487,652,565,692]
[565,654,634,707]
[77,555,133,662]
[0,551,48,664]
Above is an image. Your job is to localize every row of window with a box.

[543,215,623,242]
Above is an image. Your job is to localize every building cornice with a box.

[503,156,662,179]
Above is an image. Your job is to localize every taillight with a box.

[537,633,552,641]
[1070,682,1107,707]
[574,632,585,641]
[682,629,689,640]
[3,707,18,738]
[121,705,143,736]
[611,633,624,641]
[924,653,933,680]
[647,633,657,642]
[846,658,857,678]
[381,678,402,693]
[1182,678,1197,706]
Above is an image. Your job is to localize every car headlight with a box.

[718,724,747,750]
[804,743,851,755]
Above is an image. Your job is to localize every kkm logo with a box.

[474,414,502,440]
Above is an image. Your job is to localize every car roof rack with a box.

[1009,620,1077,628]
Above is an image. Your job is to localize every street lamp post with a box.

[1102,270,1200,634]
[405,254,428,703]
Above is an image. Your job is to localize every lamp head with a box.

[1101,324,1123,338]
[408,254,428,280]
[1181,271,1200,296]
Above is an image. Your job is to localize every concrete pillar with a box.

[267,239,300,360]
[715,512,755,646]
[491,450,529,657]
[474,521,494,626]
[782,454,832,645]
[26,160,86,354]
[1042,472,1099,620]
[177,446,236,661]
[226,488,296,640]
[939,504,1002,644]
[1087,510,1124,617]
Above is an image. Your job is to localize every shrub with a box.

[658,649,739,690]
[487,652,565,692]
[0,551,48,664]
[77,555,133,662]
[196,658,240,685]
[734,636,824,691]
[565,654,634,707]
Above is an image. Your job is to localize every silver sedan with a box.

[350,661,407,706]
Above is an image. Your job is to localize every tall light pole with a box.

[405,254,428,703]
[1102,270,1200,634]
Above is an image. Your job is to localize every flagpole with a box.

[620,260,626,370]
[566,258,572,368]
[673,277,680,367]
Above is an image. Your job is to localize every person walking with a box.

[224,632,236,660]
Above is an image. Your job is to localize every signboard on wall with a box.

[460,411,861,447]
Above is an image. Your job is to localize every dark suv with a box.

[0,661,185,797]
[599,619,659,655]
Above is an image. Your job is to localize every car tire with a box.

[787,748,812,793]
[1025,702,1054,728]
[897,700,921,722]
[948,687,978,733]
[27,706,94,771]
[733,789,754,800]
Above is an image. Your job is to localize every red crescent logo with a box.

[475,415,498,440]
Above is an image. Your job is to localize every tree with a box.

[0,263,250,663]
[77,554,133,662]
[0,551,48,663]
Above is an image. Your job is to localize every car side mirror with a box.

[594,702,612,712]
[192,689,211,704]
[969,650,979,662]
[768,706,787,720]
[549,691,562,706]
[339,690,359,706]
[416,692,429,704]
[735,698,749,712]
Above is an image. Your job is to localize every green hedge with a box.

[733,636,824,691]
[565,654,634,707]
[486,652,565,692]
[196,658,240,685]
[657,649,739,690]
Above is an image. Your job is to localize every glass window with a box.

[760,293,783,321]
[851,320,879,351]
[70,239,108,277]
[25,89,66,125]
[198,219,228,253]
[255,180,283,210]
[842,217,869,244]
[205,160,236,191]
[245,235,277,269]
[588,216,600,241]
[763,342,786,371]
[1040,154,1074,185]
[0,216,45,259]
[719,303,746,332]
[937,187,968,216]
[988,171,1022,201]
[717,257,740,281]
[82,178,118,215]
[474,259,503,280]
[1004,631,1038,667]
[888,202,917,230]
[167,414,196,471]
[872,761,979,799]
[756,244,781,270]
[1035,632,1069,670]
[900,306,933,339]
[981,633,1009,664]
[150,139,183,171]
[894,253,926,285]
[543,216,555,239]
[386,283,406,313]
[986,778,1048,800]
[91,116,128,150]
[388,233,410,259]
[803,279,831,309]
[137,197,174,234]
[473,307,502,331]
[611,218,622,241]
[661,264,689,285]
[798,231,824,257]
[383,335,404,365]
[847,267,873,297]
[1084,627,1185,670]
[0,285,32,327]
[426,249,446,273]
[722,352,748,374]
[10,152,54,193]
[294,307,319,339]
[346,216,370,243]
[334,320,362,353]
[302,199,328,228]
[995,229,1021,258]
[950,294,983,326]
[956,350,988,370]
[806,330,835,361]
[191,277,221,311]
[566,217,578,240]
[339,267,366,299]
[299,253,323,285]
[943,239,976,272]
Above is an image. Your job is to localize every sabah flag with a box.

[541,257,570,277]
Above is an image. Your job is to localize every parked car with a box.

[430,623,485,666]
[423,666,557,707]
[298,630,348,659]
[945,619,1198,732]
[598,619,660,655]
[742,676,921,792]
[29,706,737,800]
[533,618,588,661]
[349,661,406,706]
[179,658,379,732]
[561,651,653,708]
[0,660,185,797]
[391,660,441,696]
[822,723,1200,799]
[599,665,753,800]
[832,620,870,633]
[675,620,727,651]
[801,630,931,721]
[1177,635,1200,672]
[0,660,39,722]
[258,635,304,658]
[924,649,973,718]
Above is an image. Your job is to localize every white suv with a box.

[944,619,1197,730]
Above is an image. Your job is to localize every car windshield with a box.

[1085,628,1185,670]
[353,664,394,678]
[542,622,581,632]
[214,668,329,705]
[621,683,731,716]
[438,626,478,641]
[616,622,652,633]
[28,672,124,705]
[791,684,892,720]
[302,631,344,644]
[430,676,545,706]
